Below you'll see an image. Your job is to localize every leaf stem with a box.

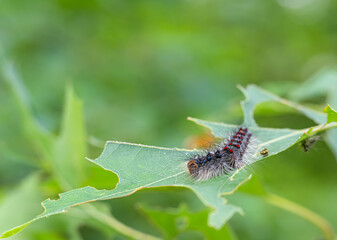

[264,193,335,240]
[82,204,161,240]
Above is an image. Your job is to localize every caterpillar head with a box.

[187,159,198,175]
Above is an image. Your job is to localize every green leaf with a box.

[326,84,337,161]
[324,104,337,124]
[139,204,236,240]
[240,84,326,125]
[91,141,250,229]
[52,84,87,189]
[0,175,43,238]
[1,58,88,188]
[1,143,250,239]
[0,60,54,162]
[2,85,337,238]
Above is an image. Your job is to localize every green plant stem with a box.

[82,204,161,240]
[264,193,335,240]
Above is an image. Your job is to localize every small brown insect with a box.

[260,148,269,157]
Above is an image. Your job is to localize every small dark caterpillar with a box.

[187,127,256,181]
[300,135,320,152]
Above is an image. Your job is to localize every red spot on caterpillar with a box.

[229,149,233,153]
[229,143,233,146]
[224,146,228,150]
[238,140,242,143]
[236,144,240,148]
[231,139,234,142]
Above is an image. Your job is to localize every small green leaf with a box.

[326,85,337,161]
[1,60,53,162]
[0,175,42,237]
[52,84,87,189]
[324,104,337,124]
[1,59,88,188]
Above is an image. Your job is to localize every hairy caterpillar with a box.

[187,127,256,181]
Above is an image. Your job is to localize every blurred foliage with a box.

[0,0,337,239]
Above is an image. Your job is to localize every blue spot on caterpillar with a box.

[187,127,257,181]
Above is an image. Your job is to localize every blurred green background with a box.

[0,0,336,239]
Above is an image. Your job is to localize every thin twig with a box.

[82,204,161,240]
